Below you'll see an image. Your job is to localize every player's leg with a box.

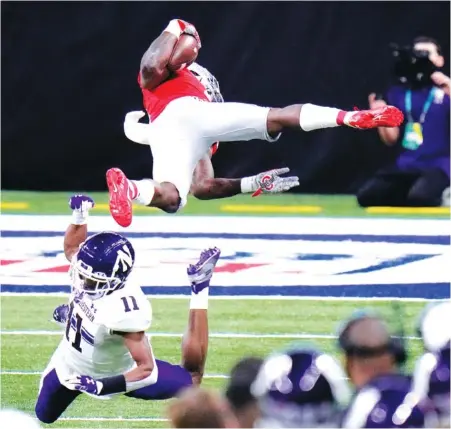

[125,359,193,400]
[126,248,220,400]
[106,143,199,225]
[35,367,80,423]
[181,247,221,385]
[182,98,403,143]
[107,102,209,226]
[266,103,403,135]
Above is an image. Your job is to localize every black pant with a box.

[357,168,450,207]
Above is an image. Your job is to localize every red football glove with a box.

[164,19,201,48]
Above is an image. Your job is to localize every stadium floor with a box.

[1,192,449,427]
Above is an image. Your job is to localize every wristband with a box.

[240,176,257,194]
[71,210,88,225]
[98,374,127,395]
[164,20,183,39]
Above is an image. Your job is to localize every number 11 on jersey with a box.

[121,296,139,312]
[65,301,83,352]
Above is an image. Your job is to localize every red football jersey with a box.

[138,69,209,121]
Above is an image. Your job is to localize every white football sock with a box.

[299,103,345,131]
[189,287,209,310]
[130,179,156,206]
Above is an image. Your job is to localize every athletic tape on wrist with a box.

[98,375,127,395]
[71,210,88,225]
[240,176,257,194]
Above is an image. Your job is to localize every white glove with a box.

[124,111,150,145]
[69,195,95,225]
[240,167,300,197]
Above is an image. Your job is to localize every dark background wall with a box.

[2,1,449,193]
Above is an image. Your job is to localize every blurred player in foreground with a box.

[250,346,351,427]
[106,19,404,226]
[225,357,263,428]
[35,195,220,424]
[168,387,239,428]
[338,311,438,428]
[0,409,41,429]
[412,302,451,427]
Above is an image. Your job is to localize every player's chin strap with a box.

[123,111,150,145]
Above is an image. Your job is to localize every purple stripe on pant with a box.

[35,360,192,423]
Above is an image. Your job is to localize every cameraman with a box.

[357,36,450,208]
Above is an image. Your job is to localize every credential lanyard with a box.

[405,88,435,124]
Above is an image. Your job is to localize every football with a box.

[167,34,199,72]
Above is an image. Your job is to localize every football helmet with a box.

[412,347,450,427]
[188,62,224,103]
[251,346,351,428]
[70,232,135,299]
[416,301,451,353]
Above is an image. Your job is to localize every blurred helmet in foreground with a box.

[251,346,351,428]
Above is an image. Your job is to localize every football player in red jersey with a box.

[106,19,404,227]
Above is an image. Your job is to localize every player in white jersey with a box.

[35,195,220,423]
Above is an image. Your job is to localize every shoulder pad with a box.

[100,287,152,333]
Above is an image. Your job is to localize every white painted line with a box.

[59,416,169,422]
[2,214,448,236]
[0,292,444,302]
[0,370,228,379]
[0,330,422,340]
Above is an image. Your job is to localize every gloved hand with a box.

[52,304,69,326]
[64,375,104,395]
[69,194,95,225]
[241,167,300,197]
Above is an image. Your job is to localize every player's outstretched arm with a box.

[140,19,200,90]
[190,153,300,200]
[64,195,94,262]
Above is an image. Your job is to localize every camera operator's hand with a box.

[431,72,450,96]
[368,93,399,146]
[368,93,387,109]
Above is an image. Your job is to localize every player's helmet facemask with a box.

[251,346,351,428]
[70,232,135,300]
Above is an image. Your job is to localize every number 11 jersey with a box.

[52,280,152,381]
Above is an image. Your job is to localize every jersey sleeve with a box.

[102,290,152,333]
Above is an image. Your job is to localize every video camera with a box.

[390,43,437,87]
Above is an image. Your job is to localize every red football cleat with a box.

[106,168,133,227]
[345,105,404,129]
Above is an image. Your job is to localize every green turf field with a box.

[1,190,449,218]
[1,296,428,428]
[1,190,445,427]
